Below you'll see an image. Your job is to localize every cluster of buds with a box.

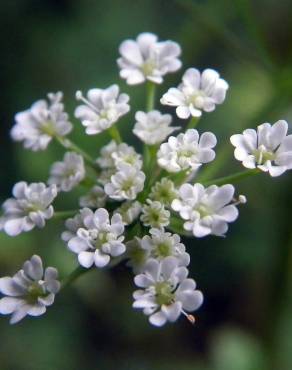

[1,33,292,326]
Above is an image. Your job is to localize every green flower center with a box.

[155,282,174,306]
[155,242,172,258]
[253,146,275,165]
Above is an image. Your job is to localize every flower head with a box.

[140,200,170,228]
[61,208,93,242]
[118,32,181,85]
[0,182,57,236]
[97,140,142,170]
[157,129,217,173]
[149,178,178,206]
[79,185,107,209]
[133,110,179,145]
[48,152,85,192]
[75,85,130,135]
[230,120,292,177]
[114,201,142,225]
[141,228,190,266]
[161,68,228,119]
[11,92,72,151]
[172,183,239,237]
[0,255,60,324]
[133,257,203,326]
[104,163,145,201]
[66,208,125,268]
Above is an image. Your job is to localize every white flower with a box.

[172,183,239,237]
[230,120,292,177]
[79,186,107,209]
[0,255,60,324]
[157,129,217,173]
[133,110,179,145]
[97,140,142,170]
[140,200,170,228]
[118,32,181,85]
[141,228,190,266]
[114,201,142,225]
[133,256,203,327]
[0,182,57,236]
[67,208,125,268]
[74,85,130,135]
[149,178,178,206]
[48,152,85,192]
[96,140,118,169]
[61,208,93,242]
[11,92,72,151]
[104,163,146,201]
[126,238,150,274]
[161,68,229,119]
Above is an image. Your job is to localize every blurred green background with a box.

[1,0,292,369]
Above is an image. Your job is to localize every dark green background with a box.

[1,1,292,369]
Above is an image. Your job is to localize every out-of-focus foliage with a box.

[0,0,292,369]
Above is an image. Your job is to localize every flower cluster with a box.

[1,32,291,328]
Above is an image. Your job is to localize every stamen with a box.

[181,309,196,325]
[232,194,247,206]
[75,90,100,114]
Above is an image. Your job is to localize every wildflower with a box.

[161,68,228,119]
[118,32,181,85]
[97,140,142,170]
[67,208,125,268]
[126,238,150,274]
[79,185,107,209]
[140,200,170,228]
[141,228,190,266]
[48,152,85,192]
[157,129,217,173]
[0,255,60,324]
[172,183,239,237]
[133,256,203,326]
[114,201,142,225]
[61,208,93,242]
[149,178,178,206]
[230,120,292,177]
[75,85,130,135]
[0,182,57,236]
[11,92,72,151]
[133,110,179,145]
[104,163,146,201]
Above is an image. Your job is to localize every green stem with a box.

[186,116,200,130]
[108,125,122,143]
[53,210,78,219]
[202,168,260,186]
[146,81,156,112]
[55,136,97,168]
[61,266,91,291]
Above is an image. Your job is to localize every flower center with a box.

[141,59,156,76]
[196,204,211,218]
[41,121,56,136]
[155,242,172,258]
[253,145,275,165]
[155,282,174,306]
[27,281,46,303]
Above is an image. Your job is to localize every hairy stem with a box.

[108,125,123,143]
[53,210,78,219]
[202,168,260,186]
[55,136,97,168]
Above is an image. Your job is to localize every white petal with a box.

[0,277,25,296]
[161,302,182,322]
[94,250,110,268]
[0,297,22,314]
[149,310,167,326]
[78,251,94,268]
